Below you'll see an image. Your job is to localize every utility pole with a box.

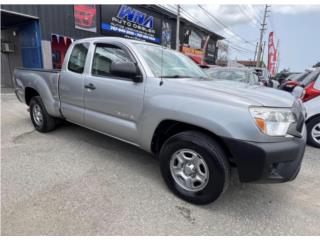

[256,4,270,67]
[260,41,266,67]
[253,41,258,61]
[176,4,181,51]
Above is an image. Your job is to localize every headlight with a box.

[249,107,296,136]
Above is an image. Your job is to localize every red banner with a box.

[268,32,277,76]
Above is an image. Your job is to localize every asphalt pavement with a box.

[1,91,320,235]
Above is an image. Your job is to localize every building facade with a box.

[1,5,223,87]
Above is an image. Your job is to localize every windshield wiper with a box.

[160,75,192,78]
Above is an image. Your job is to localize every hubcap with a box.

[32,104,43,126]
[170,149,209,192]
[311,123,320,144]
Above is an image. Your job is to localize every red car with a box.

[301,69,320,102]
[74,5,96,29]
[279,71,312,92]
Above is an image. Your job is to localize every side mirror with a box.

[292,86,305,99]
[110,62,142,82]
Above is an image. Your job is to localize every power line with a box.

[197,5,257,47]
[192,6,256,53]
[244,5,262,24]
[159,5,255,58]
[180,6,255,53]
[164,4,256,54]
[237,5,260,28]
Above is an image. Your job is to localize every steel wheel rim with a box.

[311,123,320,144]
[170,149,209,192]
[32,104,43,126]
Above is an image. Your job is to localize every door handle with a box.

[84,83,96,90]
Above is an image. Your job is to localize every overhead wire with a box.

[159,4,256,58]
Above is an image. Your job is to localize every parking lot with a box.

[1,91,320,235]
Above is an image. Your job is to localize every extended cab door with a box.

[59,42,90,125]
[83,42,145,144]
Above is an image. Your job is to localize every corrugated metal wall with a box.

[1,5,102,40]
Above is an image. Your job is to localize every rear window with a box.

[296,71,311,82]
[68,43,89,74]
[302,71,320,86]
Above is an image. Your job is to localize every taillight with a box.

[286,81,298,88]
[302,81,320,102]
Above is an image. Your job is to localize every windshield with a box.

[133,43,208,78]
[206,68,253,83]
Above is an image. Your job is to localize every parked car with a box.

[301,70,320,148]
[14,37,307,205]
[280,70,312,92]
[273,71,301,85]
[205,67,260,85]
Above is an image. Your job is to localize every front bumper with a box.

[224,125,307,183]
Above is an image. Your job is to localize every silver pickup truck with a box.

[14,37,307,204]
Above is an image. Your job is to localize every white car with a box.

[303,69,320,148]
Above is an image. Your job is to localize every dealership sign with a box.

[117,5,154,29]
[101,5,161,43]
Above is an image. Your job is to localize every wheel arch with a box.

[306,113,320,124]
[25,87,40,106]
[151,119,234,160]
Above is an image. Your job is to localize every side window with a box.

[68,43,89,74]
[91,44,134,77]
[314,73,320,90]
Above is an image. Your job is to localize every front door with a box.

[60,42,90,125]
[84,43,145,144]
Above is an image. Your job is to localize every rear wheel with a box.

[159,131,230,205]
[29,96,56,132]
[307,116,320,148]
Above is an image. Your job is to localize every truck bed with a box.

[14,68,62,118]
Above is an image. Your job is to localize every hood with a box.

[170,78,295,108]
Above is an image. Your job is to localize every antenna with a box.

[160,43,164,86]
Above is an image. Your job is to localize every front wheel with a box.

[307,116,320,148]
[29,96,56,133]
[159,131,230,205]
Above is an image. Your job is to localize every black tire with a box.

[307,116,320,148]
[159,131,230,205]
[29,96,56,133]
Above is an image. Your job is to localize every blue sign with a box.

[101,23,160,43]
[117,5,154,29]
[101,5,162,44]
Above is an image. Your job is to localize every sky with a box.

[172,4,320,72]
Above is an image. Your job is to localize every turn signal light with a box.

[254,118,266,133]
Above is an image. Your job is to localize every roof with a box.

[73,36,174,50]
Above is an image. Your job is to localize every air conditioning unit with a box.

[1,42,15,53]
